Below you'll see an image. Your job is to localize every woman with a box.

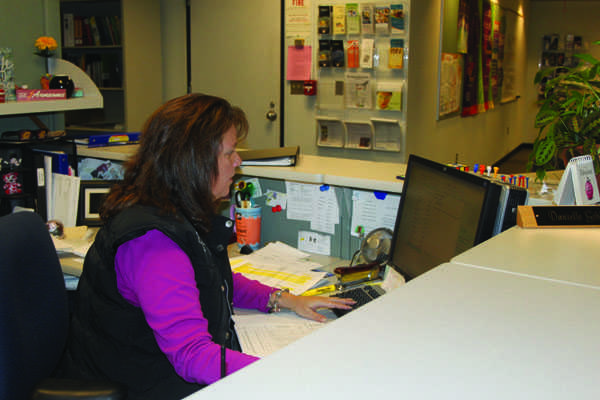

[62,94,354,399]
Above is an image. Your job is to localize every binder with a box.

[554,155,600,205]
[32,149,70,175]
[32,152,48,221]
[88,132,141,147]
[239,146,299,167]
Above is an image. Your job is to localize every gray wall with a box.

[160,0,531,168]
[4,0,600,171]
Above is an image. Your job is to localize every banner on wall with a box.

[460,0,506,117]
[461,0,481,117]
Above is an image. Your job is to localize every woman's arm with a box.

[115,229,258,385]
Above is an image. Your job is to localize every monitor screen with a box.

[389,155,500,280]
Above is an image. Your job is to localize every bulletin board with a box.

[223,174,401,260]
[285,0,410,154]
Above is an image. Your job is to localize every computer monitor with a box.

[389,154,502,281]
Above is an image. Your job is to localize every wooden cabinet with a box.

[60,0,163,135]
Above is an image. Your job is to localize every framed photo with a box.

[78,180,117,226]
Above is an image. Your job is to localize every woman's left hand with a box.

[278,292,355,322]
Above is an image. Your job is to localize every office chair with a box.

[0,211,124,400]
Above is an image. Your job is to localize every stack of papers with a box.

[233,311,325,357]
[230,241,326,295]
[230,242,334,357]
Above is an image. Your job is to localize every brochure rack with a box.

[312,1,410,153]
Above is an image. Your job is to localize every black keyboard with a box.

[330,285,385,317]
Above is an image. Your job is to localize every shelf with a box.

[63,45,122,50]
[0,59,103,116]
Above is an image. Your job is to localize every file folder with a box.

[239,146,299,167]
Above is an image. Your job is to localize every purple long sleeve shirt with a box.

[114,229,275,385]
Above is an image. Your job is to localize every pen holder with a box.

[235,206,261,250]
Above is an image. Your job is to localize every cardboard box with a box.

[16,89,66,101]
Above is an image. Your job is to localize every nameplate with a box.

[517,205,600,228]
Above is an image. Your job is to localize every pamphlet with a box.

[389,38,404,69]
[361,3,374,35]
[390,4,405,34]
[346,3,360,34]
[375,81,403,111]
[375,6,390,35]
[332,5,346,35]
[345,72,372,109]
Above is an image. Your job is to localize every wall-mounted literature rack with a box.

[313,0,410,153]
[344,120,373,150]
[316,116,345,148]
[371,118,401,152]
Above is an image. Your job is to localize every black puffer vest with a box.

[64,205,239,400]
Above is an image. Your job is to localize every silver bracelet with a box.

[268,288,289,313]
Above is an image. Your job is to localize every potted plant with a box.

[527,40,600,182]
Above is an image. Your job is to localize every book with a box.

[82,17,93,46]
[74,16,83,46]
[554,155,600,205]
[110,15,121,45]
[239,146,299,167]
[63,13,75,47]
[89,16,102,45]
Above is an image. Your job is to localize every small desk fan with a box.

[355,227,393,265]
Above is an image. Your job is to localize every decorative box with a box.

[16,89,66,101]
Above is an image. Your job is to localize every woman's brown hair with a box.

[100,93,248,228]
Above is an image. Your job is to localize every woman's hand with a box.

[277,292,355,322]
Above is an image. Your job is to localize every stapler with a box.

[333,261,383,284]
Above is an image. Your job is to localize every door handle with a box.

[266,101,277,122]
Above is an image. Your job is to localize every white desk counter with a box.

[452,226,600,289]
[186,262,600,400]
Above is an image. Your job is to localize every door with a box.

[190,0,281,149]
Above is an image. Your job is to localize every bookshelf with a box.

[60,0,163,136]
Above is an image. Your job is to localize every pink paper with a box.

[287,45,312,81]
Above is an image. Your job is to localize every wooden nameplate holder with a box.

[517,205,600,228]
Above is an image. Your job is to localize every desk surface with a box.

[186,262,600,400]
[452,226,600,289]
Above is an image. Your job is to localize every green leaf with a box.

[535,138,556,166]
[575,53,600,66]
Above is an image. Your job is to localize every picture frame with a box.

[77,180,117,226]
